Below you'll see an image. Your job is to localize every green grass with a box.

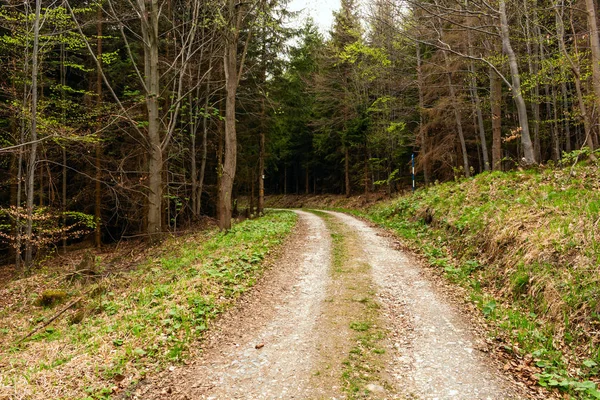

[0,210,297,399]
[314,210,390,399]
[358,163,600,399]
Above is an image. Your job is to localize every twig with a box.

[18,292,89,343]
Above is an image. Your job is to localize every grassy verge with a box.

[313,211,391,399]
[360,165,600,399]
[0,210,297,399]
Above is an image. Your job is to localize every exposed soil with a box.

[133,210,332,399]
[135,210,535,400]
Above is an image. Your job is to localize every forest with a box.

[2,0,600,269]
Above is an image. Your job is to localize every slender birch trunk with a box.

[499,0,535,164]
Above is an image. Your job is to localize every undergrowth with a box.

[364,164,600,399]
[0,210,297,399]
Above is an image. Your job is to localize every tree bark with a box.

[305,166,309,195]
[466,11,489,171]
[25,0,42,268]
[556,1,595,152]
[258,100,265,214]
[499,0,535,165]
[195,64,212,217]
[95,6,102,247]
[140,0,163,240]
[344,146,351,196]
[585,0,600,137]
[219,0,240,230]
[469,62,489,171]
[490,66,502,170]
[523,1,541,162]
[416,44,430,183]
[562,81,571,152]
[443,52,470,177]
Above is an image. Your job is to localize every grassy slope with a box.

[364,165,600,398]
[0,210,296,400]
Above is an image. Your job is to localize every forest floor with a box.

[135,210,538,400]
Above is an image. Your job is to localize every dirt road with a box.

[137,210,530,399]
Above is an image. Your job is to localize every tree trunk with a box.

[258,103,265,215]
[94,7,102,247]
[25,0,42,268]
[444,53,470,177]
[220,10,236,229]
[416,44,429,184]
[562,81,571,152]
[190,92,198,216]
[250,172,255,216]
[141,0,163,240]
[524,2,541,162]
[364,145,369,198]
[305,167,309,195]
[60,42,68,253]
[490,67,502,170]
[556,1,595,151]
[585,0,600,136]
[216,105,224,220]
[344,146,351,196]
[466,11,489,171]
[499,0,535,165]
[197,67,211,217]
[551,83,561,162]
[469,62,489,171]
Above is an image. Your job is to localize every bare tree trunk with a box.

[60,42,67,253]
[216,106,224,220]
[140,0,163,240]
[250,172,255,216]
[562,81,572,152]
[490,66,502,170]
[344,146,351,196]
[524,2,541,162]
[416,44,429,183]
[94,6,102,247]
[16,56,28,270]
[25,0,42,268]
[363,145,368,196]
[196,64,212,217]
[499,0,535,165]
[551,83,561,161]
[190,92,197,216]
[219,2,239,230]
[258,99,265,214]
[469,62,489,171]
[295,163,299,194]
[305,166,309,195]
[444,52,470,177]
[466,11,489,171]
[557,1,596,152]
[585,0,600,135]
